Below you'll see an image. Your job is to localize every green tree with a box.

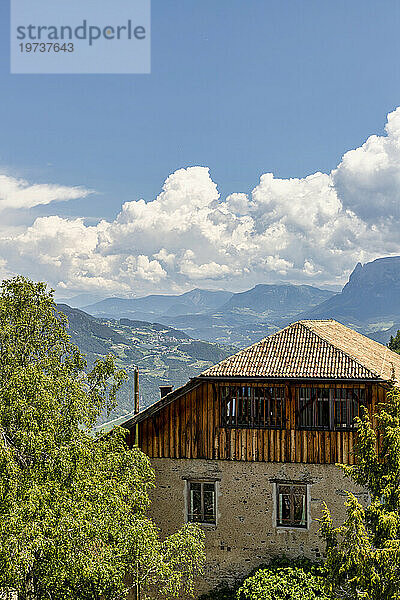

[236,558,330,600]
[388,331,400,354]
[320,384,400,600]
[0,276,205,600]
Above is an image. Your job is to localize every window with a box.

[296,387,366,430]
[187,480,216,525]
[276,483,307,528]
[221,386,285,428]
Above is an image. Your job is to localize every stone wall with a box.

[147,458,368,595]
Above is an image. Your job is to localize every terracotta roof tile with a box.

[200,320,400,381]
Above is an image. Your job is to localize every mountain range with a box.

[294,257,400,344]
[80,256,400,346]
[300,257,400,325]
[82,284,334,346]
[56,293,106,308]
[81,289,233,320]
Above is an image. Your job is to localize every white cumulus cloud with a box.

[2,107,400,296]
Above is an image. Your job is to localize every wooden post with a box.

[133,366,141,600]
[134,367,140,446]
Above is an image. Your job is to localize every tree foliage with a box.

[388,331,400,354]
[320,383,400,600]
[236,558,330,600]
[0,276,205,600]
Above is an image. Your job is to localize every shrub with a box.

[200,558,331,600]
[237,559,330,600]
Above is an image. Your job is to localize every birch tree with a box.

[0,277,204,600]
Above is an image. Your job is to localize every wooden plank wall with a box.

[137,381,386,464]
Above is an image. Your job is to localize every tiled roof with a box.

[200,320,400,381]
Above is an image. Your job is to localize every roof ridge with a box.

[298,320,381,379]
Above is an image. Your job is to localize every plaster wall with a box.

[146,458,367,594]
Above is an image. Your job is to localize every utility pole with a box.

[133,366,140,446]
[133,365,141,600]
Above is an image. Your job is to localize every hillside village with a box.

[58,304,236,421]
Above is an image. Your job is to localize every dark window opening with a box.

[277,483,307,528]
[187,481,216,525]
[296,387,366,430]
[221,386,285,429]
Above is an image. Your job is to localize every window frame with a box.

[296,386,366,431]
[275,482,309,529]
[220,385,285,429]
[185,479,217,526]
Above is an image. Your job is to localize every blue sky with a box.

[1,1,400,296]
[1,1,399,218]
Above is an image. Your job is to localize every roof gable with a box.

[200,320,400,381]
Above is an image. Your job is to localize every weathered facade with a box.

[122,320,400,593]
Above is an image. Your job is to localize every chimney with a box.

[133,366,140,415]
[160,385,173,399]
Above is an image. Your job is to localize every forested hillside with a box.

[58,304,235,423]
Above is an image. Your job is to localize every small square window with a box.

[187,480,216,525]
[276,483,307,528]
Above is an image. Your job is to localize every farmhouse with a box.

[122,319,400,593]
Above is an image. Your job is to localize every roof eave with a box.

[198,375,388,383]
